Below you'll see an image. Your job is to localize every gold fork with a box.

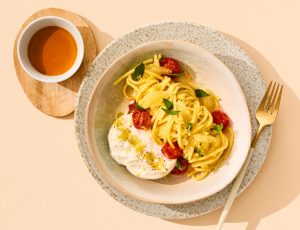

[217,81,283,230]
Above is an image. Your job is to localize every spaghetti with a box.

[113,54,234,180]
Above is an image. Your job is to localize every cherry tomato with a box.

[171,157,189,175]
[159,57,181,74]
[161,141,183,159]
[132,110,152,129]
[128,101,136,114]
[212,110,230,129]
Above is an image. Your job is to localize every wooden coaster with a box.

[13,8,97,117]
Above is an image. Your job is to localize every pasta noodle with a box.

[114,54,234,180]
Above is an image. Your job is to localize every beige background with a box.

[1,0,299,230]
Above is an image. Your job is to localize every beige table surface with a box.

[1,1,299,230]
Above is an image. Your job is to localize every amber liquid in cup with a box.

[28,26,77,76]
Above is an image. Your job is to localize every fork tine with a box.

[258,81,273,111]
[265,82,277,110]
[269,83,280,111]
[273,84,283,114]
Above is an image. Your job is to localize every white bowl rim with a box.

[84,39,252,204]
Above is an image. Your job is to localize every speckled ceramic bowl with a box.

[75,22,272,218]
[84,40,252,204]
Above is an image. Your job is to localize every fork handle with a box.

[217,146,255,230]
[217,124,264,230]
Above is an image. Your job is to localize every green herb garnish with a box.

[161,108,180,115]
[195,89,209,97]
[194,147,204,157]
[214,123,223,132]
[176,160,182,170]
[131,63,145,81]
[168,72,184,77]
[161,98,179,115]
[135,102,145,111]
[186,122,193,132]
[163,98,173,110]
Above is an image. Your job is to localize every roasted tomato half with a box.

[171,157,189,175]
[159,57,181,74]
[161,141,183,159]
[211,110,230,129]
[132,110,152,129]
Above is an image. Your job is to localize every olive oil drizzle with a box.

[113,117,165,171]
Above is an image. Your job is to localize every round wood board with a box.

[13,8,97,117]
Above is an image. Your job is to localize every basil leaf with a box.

[194,147,204,157]
[131,63,145,81]
[186,122,192,132]
[163,98,173,110]
[161,99,179,115]
[168,72,184,77]
[176,160,182,170]
[135,102,145,111]
[161,108,180,115]
[214,123,223,132]
[195,89,210,97]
